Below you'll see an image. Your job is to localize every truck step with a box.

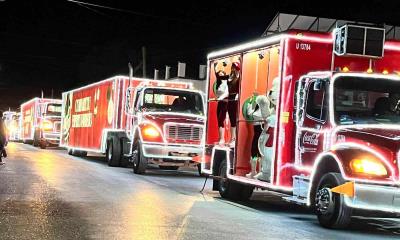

[282,196,308,205]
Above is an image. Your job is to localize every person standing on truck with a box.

[0,111,8,165]
[214,60,241,147]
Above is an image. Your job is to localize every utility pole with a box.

[142,46,147,78]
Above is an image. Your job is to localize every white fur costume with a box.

[246,77,279,181]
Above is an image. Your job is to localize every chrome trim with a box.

[344,183,400,213]
[164,123,203,142]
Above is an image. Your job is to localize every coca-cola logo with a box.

[303,132,319,146]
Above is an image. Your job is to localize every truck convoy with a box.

[60,76,205,173]
[202,24,400,228]
[21,98,62,148]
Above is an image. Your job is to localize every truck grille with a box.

[54,122,61,132]
[398,150,400,182]
[166,124,203,141]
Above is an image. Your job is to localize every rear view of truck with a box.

[21,98,62,148]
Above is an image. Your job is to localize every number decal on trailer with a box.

[296,43,311,51]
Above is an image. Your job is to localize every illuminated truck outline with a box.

[61,76,205,173]
[202,27,400,228]
[20,98,62,148]
[3,111,21,141]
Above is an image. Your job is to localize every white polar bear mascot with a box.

[252,78,279,182]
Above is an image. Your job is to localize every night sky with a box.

[1,0,400,109]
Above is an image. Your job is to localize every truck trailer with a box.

[3,111,21,141]
[21,98,62,148]
[202,23,400,228]
[61,76,205,173]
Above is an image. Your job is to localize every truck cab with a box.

[127,86,205,174]
[202,23,400,228]
[35,102,62,148]
[295,72,400,227]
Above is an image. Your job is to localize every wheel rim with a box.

[132,148,139,169]
[315,186,335,216]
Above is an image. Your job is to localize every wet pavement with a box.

[0,142,399,240]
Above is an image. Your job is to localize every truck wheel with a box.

[315,172,352,229]
[217,160,254,201]
[119,137,129,168]
[33,130,40,147]
[68,148,73,155]
[159,166,179,170]
[79,151,87,157]
[132,141,147,174]
[106,136,121,167]
[39,141,47,149]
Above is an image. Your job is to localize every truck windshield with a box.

[46,103,62,116]
[142,88,204,115]
[334,76,400,125]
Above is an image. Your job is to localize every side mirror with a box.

[314,80,322,91]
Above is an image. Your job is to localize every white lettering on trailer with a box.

[72,113,92,128]
[75,97,91,113]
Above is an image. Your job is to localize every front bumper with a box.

[42,132,60,144]
[344,183,400,213]
[142,143,203,161]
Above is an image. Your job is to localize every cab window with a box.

[306,81,327,121]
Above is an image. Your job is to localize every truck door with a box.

[125,88,143,132]
[296,77,329,167]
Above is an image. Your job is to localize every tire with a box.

[39,141,47,149]
[217,160,254,201]
[33,130,40,147]
[315,173,352,229]
[68,148,73,155]
[132,141,147,174]
[79,151,87,157]
[159,166,179,170]
[119,138,129,168]
[71,149,80,156]
[106,136,121,167]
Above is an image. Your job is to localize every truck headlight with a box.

[141,124,163,142]
[350,157,387,176]
[41,120,53,131]
[143,125,160,138]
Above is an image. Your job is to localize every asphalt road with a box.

[0,142,399,240]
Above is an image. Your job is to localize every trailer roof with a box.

[63,75,194,94]
[262,13,400,40]
[20,97,62,107]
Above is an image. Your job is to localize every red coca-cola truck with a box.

[202,24,400,228]
[61,76,205,173]
[21,98,62,148]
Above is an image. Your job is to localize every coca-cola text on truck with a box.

[202,25,400,228]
